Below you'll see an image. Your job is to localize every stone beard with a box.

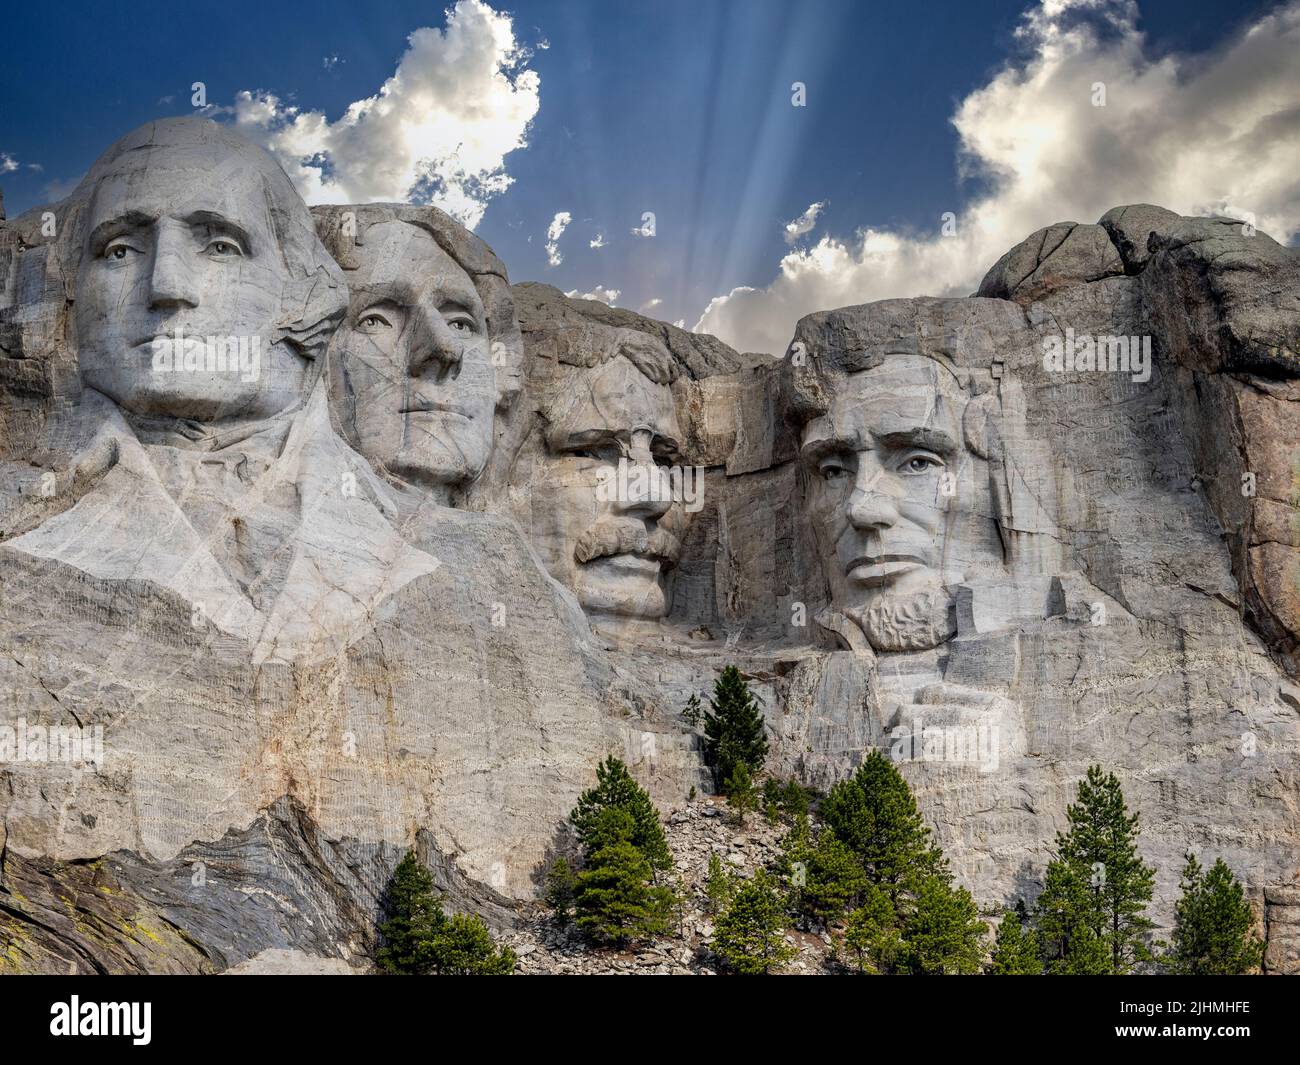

[799,354,1004,653]
[855,587,957,652]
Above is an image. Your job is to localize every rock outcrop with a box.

[1,119,1297,973]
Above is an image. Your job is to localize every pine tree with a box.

[705,851,735,914]
[376,850,446,975]
[1036,857,1111,974]
[1035,766,1155,974]
[819,750,942,912]
[544,856,576,923]
[843,885,903,974]
[779,778,810,821]
[570,756,672,872]
[814,750,986,972]
[763,778,783,825]
[781,817,868,925]
[1166,854,1265,975]
[427,914,517,975]
[681,693,704,730]
[572,807,675,945]
[725,762,759,824]
[764,778,811,825]
[703,666,768,791]
[902,873,986,975]
[710,869,796,974]
[989,899,1043,975]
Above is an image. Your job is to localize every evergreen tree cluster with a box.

[376,852,516,975]
[557,756,677,946]
[390,660,1266,978]
[992,766,1262,976]
[778,750,986,974]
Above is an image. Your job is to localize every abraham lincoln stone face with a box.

[800,355,1004,651]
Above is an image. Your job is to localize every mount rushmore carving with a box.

[1,117,1298,972]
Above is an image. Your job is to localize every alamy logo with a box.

[1043,328,1151,383]
[50,997,151,1045]
[595,457,704,513]
[151,328,261,383]
[0,717,103,768]
[890,716,1000,772]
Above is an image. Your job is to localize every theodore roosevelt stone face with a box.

[530,341,688,620]
[800,354,1004,652]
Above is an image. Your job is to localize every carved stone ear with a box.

[962,391,1000,460]
[276,268,348,360]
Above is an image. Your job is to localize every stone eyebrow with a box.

[799,430,866,463]
[87,209,155,251]
[874,427,958,455]
[183,210,255,255]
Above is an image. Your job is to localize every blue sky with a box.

[0,0,1293,352]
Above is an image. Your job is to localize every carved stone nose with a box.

[848,487,899,530]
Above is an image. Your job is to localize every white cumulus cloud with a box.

[232,0,540,230]
[590,231,607,249]
[697,0,1300,354]
[566,284,620,305]
[546,211,572,266]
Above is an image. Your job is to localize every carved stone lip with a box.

[135,332,193,348]
[846,553,927,585]
[584,552,662,574]
[400,400,473,418]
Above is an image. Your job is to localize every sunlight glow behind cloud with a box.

[697,0,1300,354]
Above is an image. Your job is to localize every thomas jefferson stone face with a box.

[74,147,306,422]
[330,221,496,491]
[531,350,685,620]
[801,355,1003,651]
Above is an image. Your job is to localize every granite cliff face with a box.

[1,119,1297,973]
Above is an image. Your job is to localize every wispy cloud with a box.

[783,201,825,244]
[698,0,1300,354]
[566,284,620,305]
[546,211,572,266]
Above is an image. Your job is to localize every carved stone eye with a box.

[902,454,942,475]
[358,312,392,331]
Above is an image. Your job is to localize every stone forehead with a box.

[72,117,296,203]
[783,295,1033,427]
[792,296,1030,373]
[57,117,339,290]
[334,220,479,300]
[311,203,509,281]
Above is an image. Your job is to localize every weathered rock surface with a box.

[1,118,1297,974]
